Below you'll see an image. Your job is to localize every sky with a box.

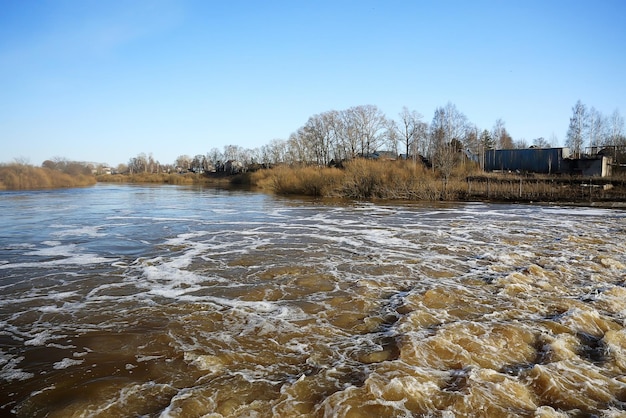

[1,0,625,166]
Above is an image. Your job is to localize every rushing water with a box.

[1,184,626,417]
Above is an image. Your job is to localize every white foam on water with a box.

[24,330,54,346]
[52,357,84,370]
[0,254,113,269]
[0,355,34,382]
[0,240,114,270]
[136,355,165,362]
[3,188,626,417]
[52,225,106,238]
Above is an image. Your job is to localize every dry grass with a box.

[97,172,242,187]
[249,160,626,202]
[0,164,96,190]
[99,173,197,185]
[252,165,343,196]
[252,160,448,200]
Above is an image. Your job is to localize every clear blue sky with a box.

[1,0,625,166]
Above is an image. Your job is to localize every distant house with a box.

[224,160,244,174]
[362,151,397,160]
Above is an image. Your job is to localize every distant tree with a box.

[175,155,191,171]
[42,160,57,170]
[606,108,625,146]
[128,153,148,174]
[268,138,288,165]
[549,133,559,147]
[532,137,551,148]
[191,154,205,172]
[395,106,425,159]
[246,147,261,166]
[477,129,495,170]
[145,153,160,173]
[565,100,587,158]
[430,103,468,187]
[515,138,529,149]
[587,106,605,150]
[479,129,495,150]
[464,124,480,157]
[385,119,399,156]
[239,148,255,167]
[223,145,244,162]
[300,111,338,166]
[207,148,223,168]
[492,118,514,149]
[348,104,388,156]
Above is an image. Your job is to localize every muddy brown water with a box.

[1,184,625,417]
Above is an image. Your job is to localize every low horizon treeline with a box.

[116,100,626,178]
[0,160,96,190]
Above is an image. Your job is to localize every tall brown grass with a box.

[252,165,343,196]
[0,164,96,190]
[251,159,459,200]
[97,172,240,187]
[250,159,626,202]
[99,173,196,185]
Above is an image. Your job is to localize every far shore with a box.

[4,161,626,207]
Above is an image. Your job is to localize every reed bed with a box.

[99,173,196,185]
[0,164,96,190]
[252,160,453,200]
[250,160,626,203]
[97,172,241,187]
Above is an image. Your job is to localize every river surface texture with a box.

[1,184,626,418]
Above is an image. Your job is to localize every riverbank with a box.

[13,159,626,206]
[0,163,96,190]
[98,172,228,185]
[249,159,626,204]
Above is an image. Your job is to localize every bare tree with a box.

[175,155,191,171]
[587,106,605,150]
[395,106,425,159]
[606,108,625,146]
[492,118,514,149]
[223,145,244,162]
[207,148,223,169]
[515,138,529,149]
[532,137,551,148]
[464,124,480,158]
[429,103,468,187]
[268,138,288,165]
[191,154,205,172]
[129,153,149,174]
[386,119,399,156]
[565,100,587,158]
[301,111,337,166]
[549,133,559,147]
[347,105,388,156]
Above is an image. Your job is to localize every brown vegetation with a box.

[251,159,470,200]
[250,159,626,203]
[96,172,238,187]
[0,163,96,190]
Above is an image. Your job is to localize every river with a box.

[1,184,625,417]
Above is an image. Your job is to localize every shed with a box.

[484,147,571,174]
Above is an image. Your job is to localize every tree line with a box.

[117,101,625,175]
[565,100,626,158]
